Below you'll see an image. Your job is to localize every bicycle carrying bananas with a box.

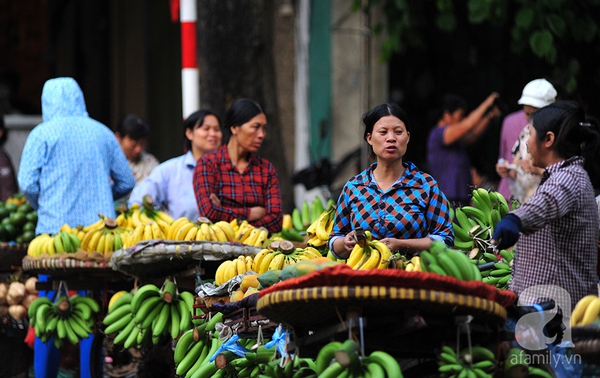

[452,188,513,253]
[345,229,393,270]
[28,292,100,349]
[438,345,496,378]
[305,205,335,249]
[102,280,197,349]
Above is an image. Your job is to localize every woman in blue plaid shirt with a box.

[329,103,454,259]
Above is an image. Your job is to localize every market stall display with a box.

[14,187,600,377]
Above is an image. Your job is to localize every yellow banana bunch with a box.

[282,214,293,230]
[404,256,422,272]
[27,233,54,257]
[82,214,107,232]
[214,255,254,285]
[81,218,128,253]
[305,206,335,249]
[248,243,324,275]
[235,220,254,241]
[241,227,269,247]
[128,195,175,229]
[571,295,600,327]
[345,236,392,270]
[168,218,234,242]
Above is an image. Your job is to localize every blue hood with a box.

[41,77,89,122]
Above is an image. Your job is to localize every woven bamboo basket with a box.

[0,242,28,270]
[110,240,263,278]
[21,253,114,276]
[258,285,508,329]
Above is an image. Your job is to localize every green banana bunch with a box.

[438,345,496,378]
[478,248,513,289]
[174,313,223,378]
[28,293,99,349]
[452,188,512,252]
[103,281,196,349]
[419,241,482,281]
[313,340,403,378]
[289,197,336,233]
[51,230,81,253]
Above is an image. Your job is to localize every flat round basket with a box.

[21,254,114,277]
[110,240,263,278]
[572,325,600,363]
[0,242,28,270]
[258,285,508,328]
[257,264,517,330]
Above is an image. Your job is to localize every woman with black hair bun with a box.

[492,100,600,309]
[329,103,454,259]
[193,98,283,234]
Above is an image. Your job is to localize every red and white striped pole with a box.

[180,0,199,119]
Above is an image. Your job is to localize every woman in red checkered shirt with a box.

[193,98,283,234]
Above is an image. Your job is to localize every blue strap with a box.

[265,326,289,358]
[209,334,249,363]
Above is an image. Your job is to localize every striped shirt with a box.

[329,161,454,248]
[512,156,599,309]
[193,145,283,234]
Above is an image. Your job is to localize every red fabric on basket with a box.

[258,264,518,308]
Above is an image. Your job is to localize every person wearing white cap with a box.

[495,78,557,203]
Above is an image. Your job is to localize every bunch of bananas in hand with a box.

[571,295,600,327]
[80,218,129,253]
[345,228,392,270]
[102,281,196,349]
[251,243,323,275]
[438,345,496,378]
[480,249,513,289]
[305,205,335,249]
[28,294,100,349]
[119,195,174,229]
[419,241,482,281]
[452,188,513,252]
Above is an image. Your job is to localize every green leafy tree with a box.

[355,0,600,94]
